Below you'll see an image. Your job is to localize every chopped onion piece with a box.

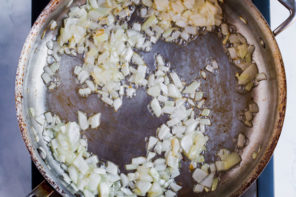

[221,23,229,35]
[245,111,253,121]
[200,118,211,126]
[79,88,91,97]
[45,112,53,124]
[238,63,258,85]
[151,98,162,117]
[154,0,169,11]
[165,190,176,197]
[126,164,138,171]
[181,31,189,40]
[41,73,51,85]
[195,92,203,101]
[249,103,259,113]
[200,173,214,188]
[209,163,216,173]
[127,87,136,98]
[102,96,113,106]
[154,143,163,155]
[132,23,142,32]
[132,53,145,65]
[211,60,219,69]
[100,182,111,197]
[217,149,230,160]
[170,72,183,89]
[35,114,45,125]
[197,99,205,109]
[223,152,241,170]
[185,120,198,133]
[147,136,158,150]
[78,70,90,84]
[113,98,122,111]
[168,84,182,98]
[193,184,204,193]
[78,111,89,130]
[237,133,246,148]
[147,152,156,161]
[148,182,163,197]
[49,63,59,73]
[158,95,168,102]
[74,66,82,75]
[156,54,165,67]
[192,168,208,183]
[88,113,101,129]
[135,181,152,196]
[215,161,225,172]
[228,47,237,59]
[147,86,161,97]
[140,7,147,18]
[142,15,158,31]
[200,71,207,79]
[201,109,211,117]
[162,106,175,114]
[211,178,219,191]
[68,165,79,184]
[49,20,57,30]
[158,124,171,140]
[256,72,267,82]
[73,155,89,175]
[205,64,215,73]
[170,182,182,192]
[167,118,180,127]
[181,135,193,154]
[132,157,146,165]
[172,126,186,137]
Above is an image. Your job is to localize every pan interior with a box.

[22,0,278,196]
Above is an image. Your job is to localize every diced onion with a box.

[170,182,182,192]
[78,111,89,130]
[135,181,152,196]
[193,184,204,193]
[113,98,123,111]
[157,124,171,140]
[88,113,101,129]
[192,168,208,183]
[151,98,162,117]
[238,63,258,85]
[168,84,182,98]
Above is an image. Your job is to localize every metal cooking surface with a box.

[48,32,248,164]
[47,32,249,196]
[18,0,285,196]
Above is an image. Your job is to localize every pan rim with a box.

[229,0,287,196]
[15,0,287,196]
[15,0,68,195]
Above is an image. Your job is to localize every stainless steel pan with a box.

[16,0,295,196]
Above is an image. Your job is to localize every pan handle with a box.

[273,0,296,36]
[26,180,55,197]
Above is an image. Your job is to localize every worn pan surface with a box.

[16,0,287,196]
